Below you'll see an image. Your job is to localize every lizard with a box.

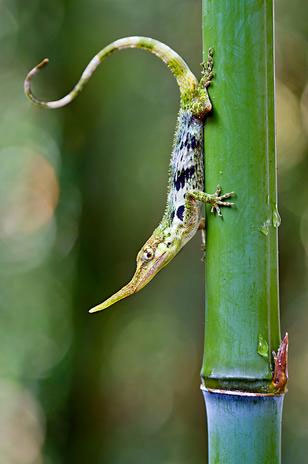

[24,36,234,313]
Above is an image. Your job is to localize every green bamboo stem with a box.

[201,0,285,462]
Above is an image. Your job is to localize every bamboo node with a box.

[272,333,288,393]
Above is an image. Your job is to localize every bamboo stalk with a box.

[204,391,284,462]
[201,0,287,462]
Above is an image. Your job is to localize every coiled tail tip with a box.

[24,58,50,105]
[37,58,49,69]
[25,58,49,82]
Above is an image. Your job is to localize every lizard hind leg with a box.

[200,47,214,89]
[189,47,214,118]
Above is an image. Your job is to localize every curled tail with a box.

[24,36,198,109]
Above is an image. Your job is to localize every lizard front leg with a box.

[187,185,235,217]
[198,218,206,261]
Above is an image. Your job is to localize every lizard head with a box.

[89,228,180,313]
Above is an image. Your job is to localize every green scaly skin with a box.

[24,36,235,313]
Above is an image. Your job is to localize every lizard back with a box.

[165,109,204,226]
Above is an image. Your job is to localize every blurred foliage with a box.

[0,0,307,462]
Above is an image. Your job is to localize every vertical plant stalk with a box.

[201,1,287,462]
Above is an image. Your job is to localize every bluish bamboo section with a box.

[202,390,284,463]
[201,0,280,390]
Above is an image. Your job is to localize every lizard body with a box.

[24,36,234,313]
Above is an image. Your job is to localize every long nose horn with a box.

[89,282,135,313]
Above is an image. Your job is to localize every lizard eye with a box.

[143,247,154,262]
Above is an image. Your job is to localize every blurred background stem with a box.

[201,0,285,461]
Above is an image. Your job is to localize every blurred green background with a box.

[0,0,307,463]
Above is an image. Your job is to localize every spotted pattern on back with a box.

[164,109,204,226]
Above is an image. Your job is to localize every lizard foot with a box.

[208,185,235,216]
[201,47,214,88]
[187,187,235,217]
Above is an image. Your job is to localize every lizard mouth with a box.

[89,283,134,313]
[89,252,168,313]
[135,251,167,292]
